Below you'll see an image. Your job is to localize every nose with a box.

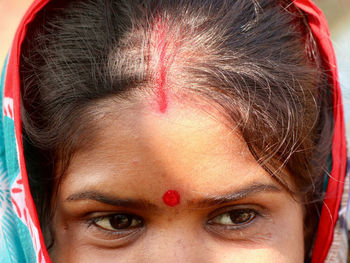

[135,225,210,263]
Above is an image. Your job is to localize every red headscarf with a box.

[293,1,347,262]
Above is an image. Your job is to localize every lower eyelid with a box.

[205,212,275,242]
[81,208,270,244]
[208,212,259,229]
[85,214,144,237]
[84,219,146,244]
[209,210,257,226]
[89,214,143,228]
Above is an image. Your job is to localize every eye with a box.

[206,207,272,242]
[208,209,257,227]
[92,214,144,231]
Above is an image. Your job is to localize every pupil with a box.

[229,210,254,224]
[109,214,132,229]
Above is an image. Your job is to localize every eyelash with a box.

[85,206,264,240]
[208,208,260,229]
[86,213,145,240]
[205,206,268,241]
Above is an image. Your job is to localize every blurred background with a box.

[315,0,350,256]
[316,0,350,141]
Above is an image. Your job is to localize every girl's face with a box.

[51,100,304,262]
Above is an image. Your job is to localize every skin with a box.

[51,99,304,263]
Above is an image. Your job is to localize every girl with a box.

[0,0,348,262]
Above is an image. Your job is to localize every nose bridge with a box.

[140,223,209,263]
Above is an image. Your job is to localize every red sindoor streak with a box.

[162,190,180,207]
[155,27,168,113]
[152,17,178,113]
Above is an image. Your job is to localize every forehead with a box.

[61,99,277,201]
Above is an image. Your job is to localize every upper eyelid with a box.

[207,204,267,220]
[205,207,272,235]
[88,214,144,226]
[83,205,267,223]
[208,208,258,223]
[80,208,147,219]
[84,210,266,242]
[85,216,145,240]
[89,213,138,220]
[86,219,145,240]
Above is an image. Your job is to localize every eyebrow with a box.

[191,183,281,208]
[66,191,157,209]
[65,183,281,209]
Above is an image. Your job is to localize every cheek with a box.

[52,234,304,263]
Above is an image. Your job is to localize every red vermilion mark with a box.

[154,18,169,113]
[151,16,179,113]
[162,190,180,207]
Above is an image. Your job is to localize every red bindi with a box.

[162,190,180,207]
